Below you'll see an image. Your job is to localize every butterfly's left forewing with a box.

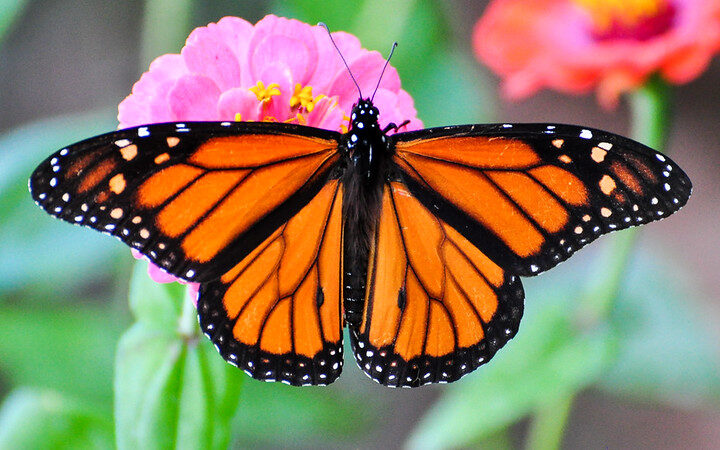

[350,182,523,387]
[29,122,341,282]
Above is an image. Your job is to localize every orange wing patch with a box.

[197,181,344,386]
[392,128,693,277]
[351,182,523,387]
[189,134,336,168]
[395,136,540,168]
[180,153,335,263]
[29,122,341,285]
[395,144,591,259]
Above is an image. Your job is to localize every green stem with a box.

[581,76,673,323]
[525,76,672,450]
[178,287,199,339]
[525,395,574,450]
[629,74,672,150]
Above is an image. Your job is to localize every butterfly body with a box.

[30,97,691,388]
[340,99,393,326]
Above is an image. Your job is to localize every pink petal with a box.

[118,54,188,128]
[131,250,182,284]
[255,66,294,121]
[185,283,200,306]
[393,89,423,131]
[329,51,401,113]
[661,47,713,83]
[371,88,423,132]
[249,16,319,85]
[474,0,720,104]
[147,263,181,283]
[168,74,222,121]
[308,29,362,91]
[250,35,315,86]
[182,23,243,91]
[305,96,346,130]
[217,88,262,121]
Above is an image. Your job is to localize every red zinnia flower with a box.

[121,15,422,297]
[473,0,720,107]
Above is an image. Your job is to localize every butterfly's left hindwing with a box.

[198,180,344,386]
[29,122,341,282]
[350,182,523,387]
[392,123,692,276]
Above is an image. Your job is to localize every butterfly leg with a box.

[382,120,411,134]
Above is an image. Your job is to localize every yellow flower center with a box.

[235,82,348,131]
[572,0,670,31]
[290,83,325,112]
[249,81,281,103]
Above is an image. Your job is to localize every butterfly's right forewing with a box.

[392,124,691,276]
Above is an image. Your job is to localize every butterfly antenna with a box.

[371,42,397,102]
[318,22,363,98]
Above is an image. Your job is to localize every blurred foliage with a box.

[0,110,125,296]
[406,244,720,448]
[116,263,242,449]
[0,389,113,449]
[0,0,28,43]
[0,1,717,449]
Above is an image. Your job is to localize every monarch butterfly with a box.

[29,45,691,389]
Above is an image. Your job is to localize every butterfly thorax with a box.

[341,99,391,326]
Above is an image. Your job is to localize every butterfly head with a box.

[342,98,388,187]
[347,99,380,143]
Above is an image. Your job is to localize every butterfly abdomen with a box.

[341,168,383,326]
[340,99,392,326]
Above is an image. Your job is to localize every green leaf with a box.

[0,0,28,43]
[0,303,124,407]
[115,323,187,449]
[599,248,720,406]
[0,110,122,294]
[116,284,242,449]
[406,278,617,449]
[201,342,244,450]
[0,388,113,449]
[128,260,185,329]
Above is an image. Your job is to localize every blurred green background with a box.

[1,1,719,448]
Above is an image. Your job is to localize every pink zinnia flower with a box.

[473,0,720,107]
[122,15,422,296]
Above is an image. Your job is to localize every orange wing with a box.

[198,180,344,386]
[392,124,691,276]
[350,182,523,387]
[29,122,341,282]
